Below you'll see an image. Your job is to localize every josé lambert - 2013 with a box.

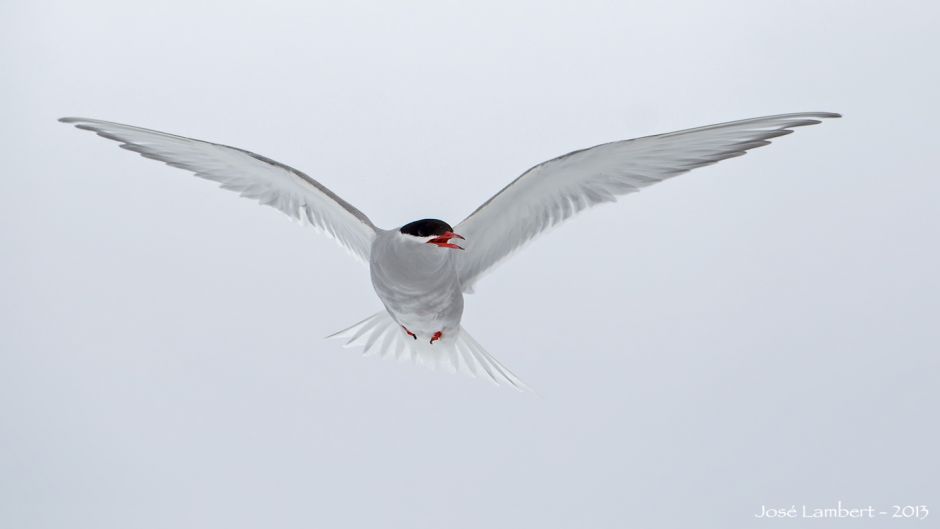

[755,502,929,519]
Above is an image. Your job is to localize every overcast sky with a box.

[2,1,938,528]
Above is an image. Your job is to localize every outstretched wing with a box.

[455,112,840,291]
[60,117,378,263]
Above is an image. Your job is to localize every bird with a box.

[60,111,840,390]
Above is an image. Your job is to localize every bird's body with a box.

[60,111,841,389]
[370,230,463,343]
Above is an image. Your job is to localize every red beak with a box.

[427,231,465,250]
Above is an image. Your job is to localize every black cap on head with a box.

[400,218,453,237]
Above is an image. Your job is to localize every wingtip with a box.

[778,112,841,121]
[59,116,103,125]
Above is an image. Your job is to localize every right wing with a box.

[60,117,378,263]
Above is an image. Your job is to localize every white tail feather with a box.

[327,311,530,391]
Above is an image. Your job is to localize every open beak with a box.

[427,231,465,250]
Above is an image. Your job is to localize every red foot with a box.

[430,331,442,344]
[402,325,417,340]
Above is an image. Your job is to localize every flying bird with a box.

[60,112,840,390]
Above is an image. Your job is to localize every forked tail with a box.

[327,311,530,391]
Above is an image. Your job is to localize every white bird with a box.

[60,112,840,390]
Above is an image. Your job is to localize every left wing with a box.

[60,117,378,263]
[455,112,840,291]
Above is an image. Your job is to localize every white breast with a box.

[369,231,464,339]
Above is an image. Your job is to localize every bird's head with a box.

[399,219,465,250]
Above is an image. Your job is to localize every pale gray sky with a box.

[2,1,937,528]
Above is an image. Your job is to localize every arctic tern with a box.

[60,112,840,390]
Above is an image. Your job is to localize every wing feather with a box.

[455,112,840,291]
[60,117,378,262]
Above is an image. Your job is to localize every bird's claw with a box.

[430,331,442,344]
[402,325,417,340]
